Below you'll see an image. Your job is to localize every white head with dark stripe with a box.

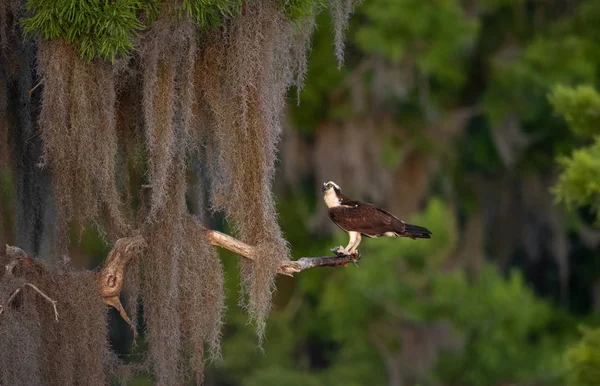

[322,181,342,208]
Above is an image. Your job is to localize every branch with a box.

[2,227,358,328]
[2,240,145,331]
[2,247,59,321]
[277,254,361,276]
[28,79,43,97]
[24,283,59,321]
[0,283,59,322]
[204,230,254,258]
[204,229,360,277]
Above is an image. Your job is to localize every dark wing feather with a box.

[328,201,405,237]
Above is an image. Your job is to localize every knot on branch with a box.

[97,235,146,297]
[96,235,146,334]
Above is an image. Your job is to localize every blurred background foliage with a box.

[236,0,600,384]
[4,0,600,385]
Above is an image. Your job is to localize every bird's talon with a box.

[349,250,361,267]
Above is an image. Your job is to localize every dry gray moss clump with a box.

[0,255,124,386]
[0,0,358,384]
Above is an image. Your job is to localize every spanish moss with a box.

[37,40,127,248]
[0,257,126,385]
[199,0,296,341]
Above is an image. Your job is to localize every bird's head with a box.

[322,181,341,192]
[322,181,342,207]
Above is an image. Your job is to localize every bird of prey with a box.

[322,181,431,256]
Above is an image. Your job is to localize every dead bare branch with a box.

[24,283,59,321]
[1,225,359,327]
[204,229,360,277]
[277,253,362,276]
[205,230,255,258]
[28,78,43,97]
[0,283,59,321]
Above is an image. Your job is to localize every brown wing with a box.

[328,201,405,237]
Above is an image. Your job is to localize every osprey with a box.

[322,181,431,255]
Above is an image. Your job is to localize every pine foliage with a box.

[549,84,600,385]
[23,0,160,62]
[550,85,600,221]
[566,326,600,386]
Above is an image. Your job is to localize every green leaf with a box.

[549,85,600,138]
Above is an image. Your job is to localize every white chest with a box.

[323,190,340,208]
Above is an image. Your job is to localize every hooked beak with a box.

[322,184,327,192]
